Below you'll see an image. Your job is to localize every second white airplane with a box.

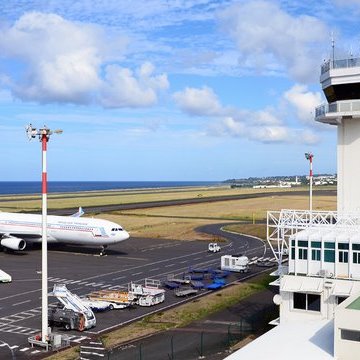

[0,208,129,256]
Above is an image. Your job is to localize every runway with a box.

[0,224,274,359]
[47,188,335,215]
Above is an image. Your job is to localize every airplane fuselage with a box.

[0,212,129,249]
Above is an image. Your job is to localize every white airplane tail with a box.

[70,207,85,217]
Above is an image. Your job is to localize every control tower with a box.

[315,57,360,213]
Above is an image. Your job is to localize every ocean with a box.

[0,181,221,195]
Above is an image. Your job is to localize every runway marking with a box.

[165,264,175,267]
[81,345,105,350]
[0,323,39,335]
[116,256,147,261]
[132,272,143,276]
[84,282,104,287]
[100,284,112,289]
[12,300,31,307]
[20,347,29,352]
[107,285,125,290]
[81,351,105,357]
[111,276,125,281]
[73,336,90,343]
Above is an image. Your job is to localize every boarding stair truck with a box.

[88,289,136,309]
[48,307,87,331]
[129,279,165,306]
[220,254,249,273]
[51,284,96,330]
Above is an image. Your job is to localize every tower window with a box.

[293,292,321,312]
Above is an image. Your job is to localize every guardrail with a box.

[321,57,360,74]
[315,100,360,118]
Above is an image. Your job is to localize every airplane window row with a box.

[111,228,123,231]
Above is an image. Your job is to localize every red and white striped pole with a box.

[41,129,49,343]
[26,124,62,344]
[305,152,314,214]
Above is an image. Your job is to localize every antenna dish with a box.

[25,124,37,141]
[273,294,282,305]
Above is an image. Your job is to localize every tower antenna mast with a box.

[331,31,335,65]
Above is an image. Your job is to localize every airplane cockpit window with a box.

[111,228,124,231]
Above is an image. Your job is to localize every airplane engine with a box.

[1,237,26,251]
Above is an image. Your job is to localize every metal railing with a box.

[315,99,360,118]
[321,57,360,74]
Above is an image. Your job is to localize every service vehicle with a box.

[88,289,135,308]
[208,242,221,253]
[51,284,96,329]
[129,279,165,306]
[80,297,111,312]
[48,308,86,331]
[220,254,249,273]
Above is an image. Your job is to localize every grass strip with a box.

[223,223,267,240]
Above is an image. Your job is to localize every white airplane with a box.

[0,208,129,255]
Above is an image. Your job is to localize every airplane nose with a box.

[122,230,130,241]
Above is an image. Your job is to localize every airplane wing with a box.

[0,231,55,251]
[1,232,41,240]
[70,207,84,217]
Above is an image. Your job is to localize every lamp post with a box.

[26,124,62,343]
[305,152,314,213]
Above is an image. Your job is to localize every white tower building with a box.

[315,57,360,213]
[225,57,360,360]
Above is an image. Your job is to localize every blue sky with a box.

[0,0,357,181]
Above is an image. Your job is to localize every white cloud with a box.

[173,86,225,116]
[100,62,169,108]
[0,12,105,103]
[174,84,320,144]
[0,12,168,108]
[217,1,329,83]
[283,84,323,125]
[215,117,319,144]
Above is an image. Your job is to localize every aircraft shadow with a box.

[31,243,128,256]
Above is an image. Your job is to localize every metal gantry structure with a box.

[26,124,62,344]
[266,209,360,271]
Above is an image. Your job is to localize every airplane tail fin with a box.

[70,207,85,217]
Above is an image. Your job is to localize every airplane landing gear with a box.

[100,245,107,256]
